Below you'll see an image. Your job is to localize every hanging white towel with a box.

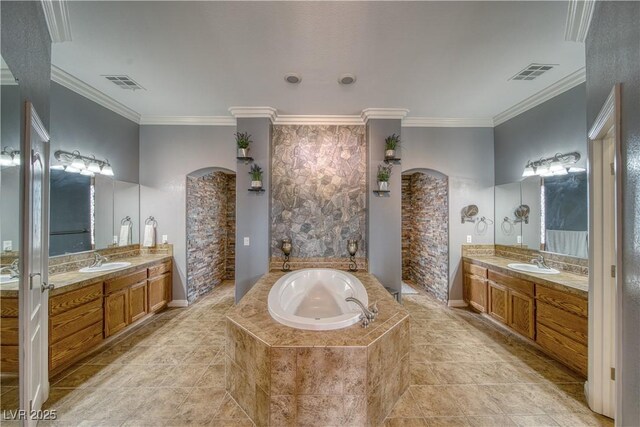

[545,230,588,258]
[118,224,131,247]
[143,224,156,247]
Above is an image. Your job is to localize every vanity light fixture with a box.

[54,150,115,177]
[522,152,582,178]
[0,147,20,167]
[522,163,535,177]
[568,166,586,173]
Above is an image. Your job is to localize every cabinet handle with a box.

[41,282,56,293]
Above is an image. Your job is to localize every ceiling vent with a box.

[103,75,145,91]
[510,64,556,81]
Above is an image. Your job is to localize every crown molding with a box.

[51,65,140,123]
[274,115,364,126]
[228,106,277,122]
[1,69,18,85]
[402,117,494,128]
[139,116,236,126]
[41,0,72,43]
[493,67,586,126]
[565,0,595,42]
[361,108,409,123]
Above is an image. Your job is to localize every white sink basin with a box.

[79,262,132,273]
[507,263,560,275]
[0,274,18,285]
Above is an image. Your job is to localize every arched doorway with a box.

[401,169,449,302]
[186,167,236,304]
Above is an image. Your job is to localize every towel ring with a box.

[475,216,494,235]
[121,216,132,226]
[145,216,158,227]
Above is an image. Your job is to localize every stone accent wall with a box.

[402,172,449,302]
[271,125,367,259]
[225,175,236,280]
[401,175,413,280]
[186,172,235,303]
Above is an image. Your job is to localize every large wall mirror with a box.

[494,171,588,259]
[49,170,139,256]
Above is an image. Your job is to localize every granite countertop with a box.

[227,271,409,347]
[0,254,171,297]
[463,255,588,298]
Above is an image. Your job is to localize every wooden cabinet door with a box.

[148,273,170,313]
[465,274,487,313]
[508,290,535,339]
[105,288,129,337]
[488,281,508,324]
[129,281,148,324]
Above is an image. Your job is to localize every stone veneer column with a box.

[231,108,275,302]
[364,109,407,299]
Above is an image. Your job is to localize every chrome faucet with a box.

[346,297,378,328]
[531,255,550,270]
[0,259,19,278]
[90,252,109,268]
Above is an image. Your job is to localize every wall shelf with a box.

[248,187,265,193]
[384,157,401,164]
[373,190,391,196]
[237,156,254,164]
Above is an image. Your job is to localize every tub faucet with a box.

[0,259,19,279]
[531,255,550,270]
[90,252,109,268]
[346,297,378,327]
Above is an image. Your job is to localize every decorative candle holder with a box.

[281,238,292,272]
[347,239,358,272]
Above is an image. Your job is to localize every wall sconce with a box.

[347,239,358,272]
[281,238,292,272]
[522,152,585,178]
[0,147,20,167]
[52,150,114,177]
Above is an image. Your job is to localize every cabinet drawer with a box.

[464,262,487,278]
[488,270,534,297]
[50,283,103,316]
[105,270,147,295]
[50,298,103,344]
[536,285,587,318]
[537,301,587,345]
[0,317,18,345]
[50,321,103,371]
[148,260,171,278]
[0,297,18,317]
[537,323,587,376]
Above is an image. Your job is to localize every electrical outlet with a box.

[517,235,522,244]
[113,235,118,244]
[466,235,472,243]
[162,235,168,244]
[2,241,12,251]
[244,237,250,246]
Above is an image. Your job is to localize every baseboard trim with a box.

[447,299,468,308]
[168,299,189,308]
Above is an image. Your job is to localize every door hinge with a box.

[611,367,616,381]
[611,265,616,278]
[611,162,615,175]
[29,399,33,413]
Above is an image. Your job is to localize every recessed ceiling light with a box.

[284,73,301,84]
[338,74,356,85]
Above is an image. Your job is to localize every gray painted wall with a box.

[494,84,587,185]
[139,125,236,302]
[586,2,640,424]
[235,118,272,302]
[51,82,140,183]
[367,119,403,296]
[402,127,495,301]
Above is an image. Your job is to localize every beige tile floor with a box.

[0,281,613,427]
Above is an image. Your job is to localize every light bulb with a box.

[71,157,86,170]
[522,165,535,177]
[80,169,95,176]
[11,154,20,166]
[0,152,13,166]
[568,166,586,173]
[51,164,65,170]
[101,164,114,176]
[87,161,102,173]
[65,165,80,173]
[536,165,549,176]
[549,160,564,173]
[553,168,568,176]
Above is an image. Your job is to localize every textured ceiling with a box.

[52,1,586,118]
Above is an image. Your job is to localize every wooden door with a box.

[148,273,170,313]
[488,281,508,324]
[508,290,535,339]
[105,289,128,337]
[465,274,487,313]
[129,281,148,324]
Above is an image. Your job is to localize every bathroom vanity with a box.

[0,253,172,376]
[463,254,588,375]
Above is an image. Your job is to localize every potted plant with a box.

[377,164,392,191]
[236,132,252,158]
[250,164,263,189]
[384,133,400,159]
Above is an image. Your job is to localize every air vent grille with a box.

[510,64,556,81]
[103,75,145,91]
